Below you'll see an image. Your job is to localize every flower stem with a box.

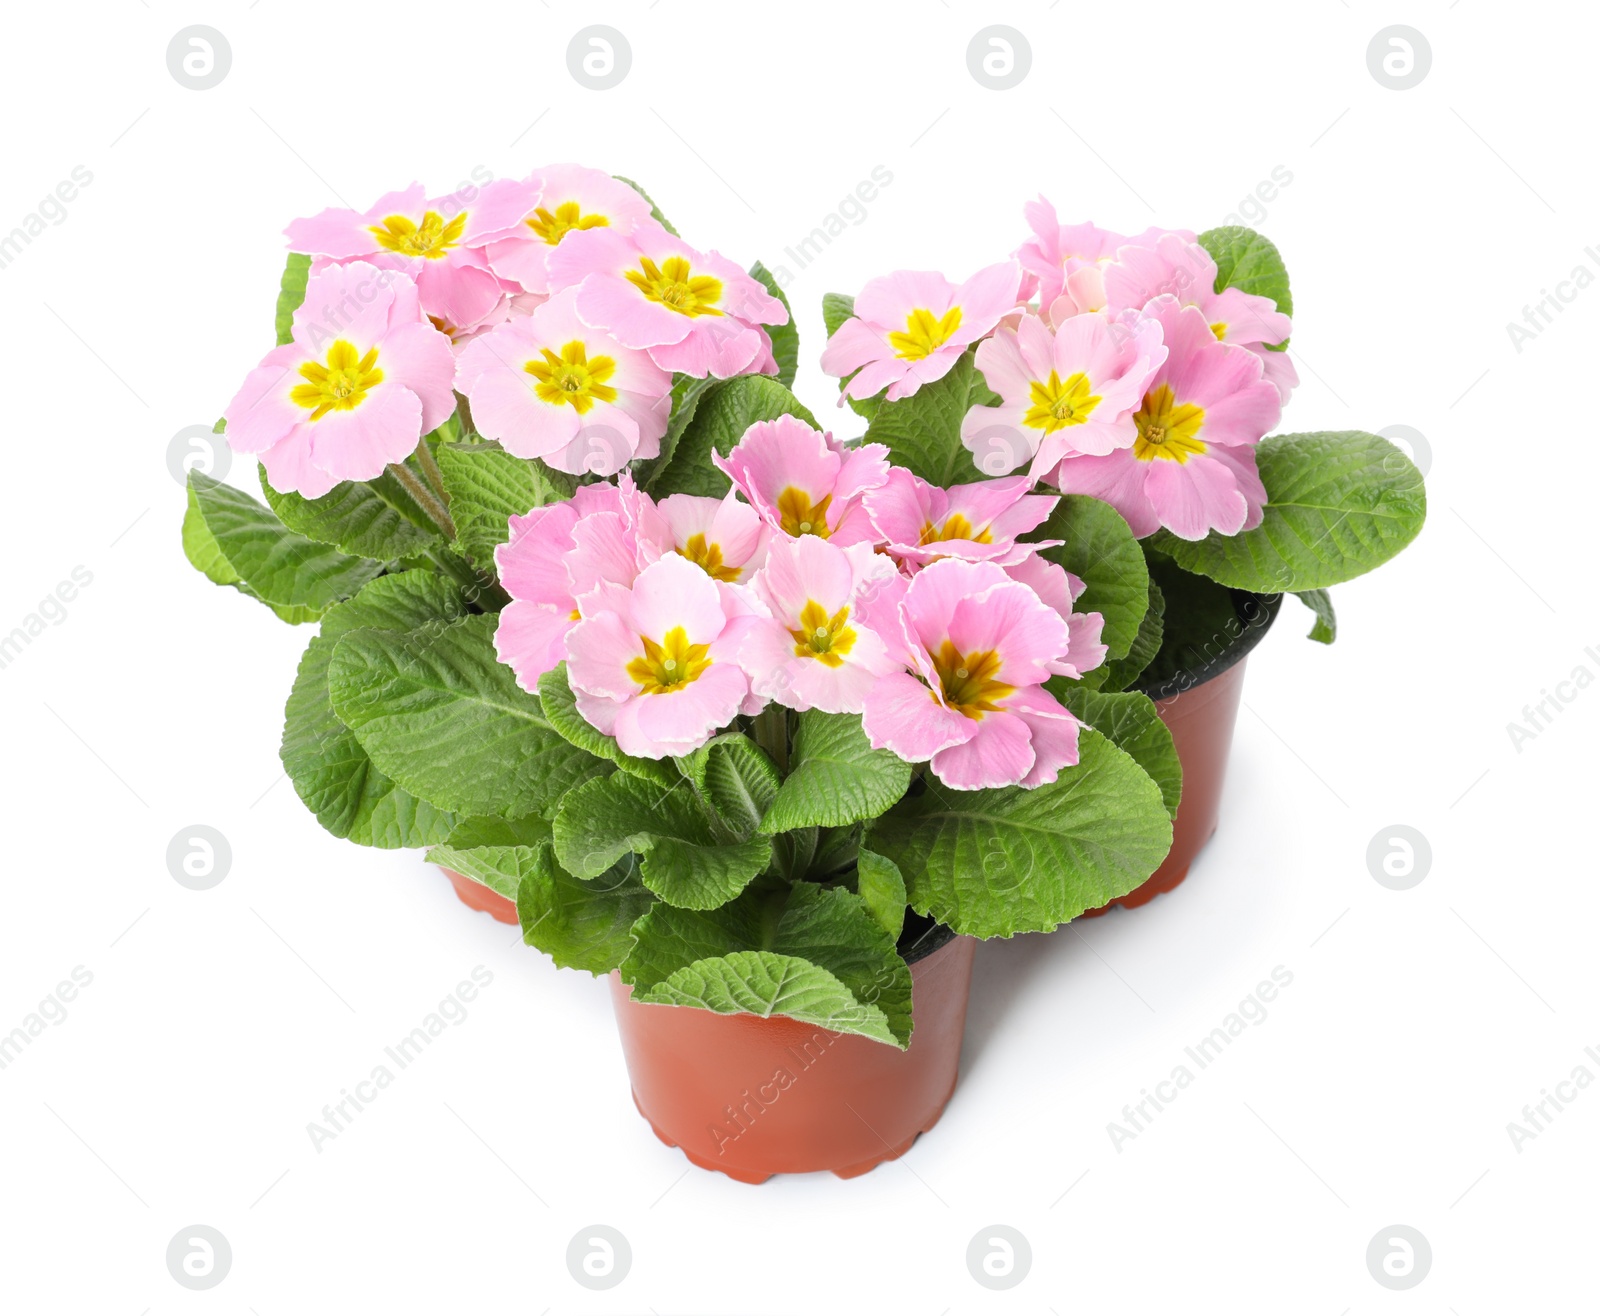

[752,705,790,775]
[413,433,449,505]
[388,456,456,542]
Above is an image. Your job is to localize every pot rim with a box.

[1136,589,1283,702]
[898,910,957,965]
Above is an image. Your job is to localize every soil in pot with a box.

[1082,559,1281,916]
[608,912,976,1183]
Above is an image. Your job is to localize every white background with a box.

[2,1,1594,1311]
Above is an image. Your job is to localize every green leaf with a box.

[861,349,1000,486]
[1198,225,1293,322]
[517,848,656,975]
[424,813,553,901]
[761,712,913,833]
[648,375,818,498]
[621,882,913,1046]
[855,847,907,940]
[1058,686,1182,821]
[1149,432,1427,591]
[749,262,797,389]
[1096,578,1165,692]
[613,176,678,235]
[1033,494,1151,663]
[536,663,680,788]
[185,470,384,620]
[327,612,609,819]
[636,374,722,489]
[182,482,240,587]
[275,252,312,346]
[1137,556,1253,690]
[1295,588,1336,643]
[864,728,1173,938]
[282,572,468,847]
[821,292,856,339]
[258,464,442,562]
[436,442,574,568]
[701,736,781,841]
[553,773,772,909]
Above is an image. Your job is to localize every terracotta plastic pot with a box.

[1083,590,1281,916]
[609,919,976,1183]
[440,866,518,924]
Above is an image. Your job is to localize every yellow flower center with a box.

[624,255,724,317]
[524,341,619,415]
[625,626,712,695]
[788,600,856,669]
[930,641,1013,720]
[888,306,963,361]
[368,210,467,260]
[918,513,992,546]
[680,533,742,583]
[776,487,832,539]
[1210,322,1228,340]
[1132,383,1207,463]
[1022,369,1102,433]
[290,340,384,421]
[526,200,610,246]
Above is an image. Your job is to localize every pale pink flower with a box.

[286,179,537,334]
[483,164,656,295]
[566,553,766,759]
[453,287,672,475]
[713,415,890,547]
[863,470,1057,569]
[1049,297,1281,540]
[738,537,901,714]
[1015,198,1181,325]
[223,262,455,497]
[858,559,1085,790]
[1001,554,1107,680]
[630,489,769,583]
[963,310,1166,479]
[1104,232,1297,399]
[820,263,1023,402]
[492,483,636,691]
[548,223,787,377]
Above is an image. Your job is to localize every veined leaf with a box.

[1149,432,1427,591]
[865,728,1172,938]
[1058,686,1182,821]
[1199,225,1293,322]
[749,261,797,389]
[281,572,467,847]
[553,773,772,909]
[861,349,999,486]
[648,375,817,498]
[622,882,913,1046]
[326,612,608,818]
[1096,578,1165,692]
[538,663,680,789]
[1033,494,1151,663]
[185,470,384,620]
[275,252,312,346]
[760,712,912,833]
[258,464,442,562]
[436,442,574,568]
[855,847,908,940]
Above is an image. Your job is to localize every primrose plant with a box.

[183,166,1417,1050]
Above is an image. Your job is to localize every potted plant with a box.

[182,165,1178,1182]
[819,199,1427,912]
